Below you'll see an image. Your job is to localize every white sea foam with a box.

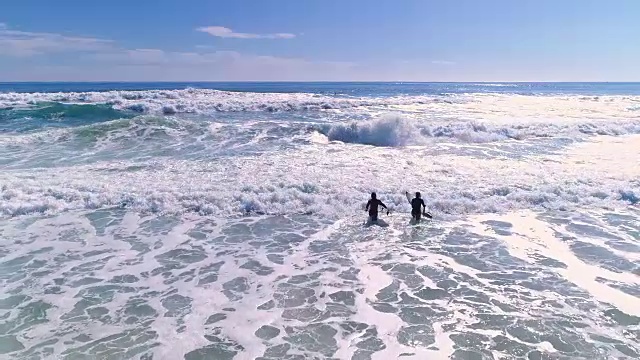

[323,114,425,146]
[320,114,640,146]
[3,85,640,360]
[2,89,640,121]
[1,134,638,218]
[468,210,640,315]
[2,112,639,154]
[4,199,636,358]
[3,90,640,154]
[0,88,398,114]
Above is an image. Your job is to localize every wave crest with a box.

[0,162,636,218]
[319,115,640,146]
[0,89,393,114]
[322,114,423,146]
[0,102,133,132]
[3,89,640,120]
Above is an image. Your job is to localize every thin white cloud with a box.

[91,47,352,70]
[0,24,113,56]
[431,60,455,65]
[40,46,355,81]
[90,48,243,66]
[196,26,296,39]
[0,24,362,81]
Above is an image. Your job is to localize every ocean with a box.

[0,82,638,359]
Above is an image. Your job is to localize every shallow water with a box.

[1,208,638,359]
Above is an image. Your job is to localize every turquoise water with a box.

[0,82,638,359]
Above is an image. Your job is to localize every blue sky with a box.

[1,0,639,81]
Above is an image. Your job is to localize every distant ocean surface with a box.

[4,81,640,95]
[0,82,638,359]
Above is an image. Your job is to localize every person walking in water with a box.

[366,192,388,222]
[406,191,430,222]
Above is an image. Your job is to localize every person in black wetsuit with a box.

[407,191,427,222]
[366,192,388,222]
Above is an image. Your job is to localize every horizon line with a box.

[2,80,640,84]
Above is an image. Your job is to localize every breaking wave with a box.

[0,102,133,132]
[0,163,636,218]
[3,113,640,151]
[1,134,638,218]
[0,88,414,115]
[319,114,640,146]
[321,114,424,146]
[0,116,197,147]
[2,89,640,120]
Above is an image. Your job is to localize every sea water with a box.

[0,82,638,359]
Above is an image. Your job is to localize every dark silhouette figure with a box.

[366,192,388,222]
[407,191,430,222]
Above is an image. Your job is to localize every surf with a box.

[2,82,640,359]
